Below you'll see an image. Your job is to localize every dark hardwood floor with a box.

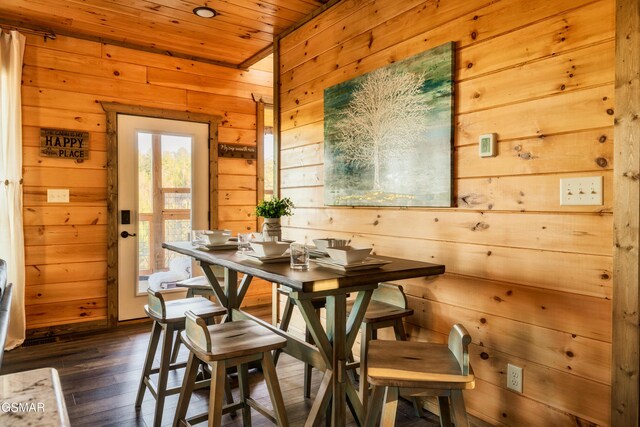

[2,315,442,427]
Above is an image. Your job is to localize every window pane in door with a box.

[161,135,192,188]
[137,132,153,278]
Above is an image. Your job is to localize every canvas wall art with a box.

[323,42,454,207]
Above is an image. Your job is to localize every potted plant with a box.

[255,197,294,241]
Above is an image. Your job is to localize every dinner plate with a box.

[192,241,238,250]
[239,250,290,263]
[311,257,391,271]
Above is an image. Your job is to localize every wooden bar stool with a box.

[136,289,227,427]
[364,324,475,427]
[173,312,289,427]
[272,286,326,398]
[347,282,414,411]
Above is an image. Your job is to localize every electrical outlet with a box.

[507,363,523,393]
[560,176,603,206]
[47,189,69,203]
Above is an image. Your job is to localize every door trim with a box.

[102,102,222,327]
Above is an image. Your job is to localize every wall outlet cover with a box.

[507,363,523,393]
[47,189,70,203]
[560,176,603,206]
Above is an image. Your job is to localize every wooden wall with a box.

[21,35,272,331]
[278,0,614,425]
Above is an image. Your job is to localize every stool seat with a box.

[144,296,226,324]
[347,299,413,323]
[183,319,287,362]
[367,340,475,389]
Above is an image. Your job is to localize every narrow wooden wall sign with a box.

[40,128,90,162]
[218,143,257,159]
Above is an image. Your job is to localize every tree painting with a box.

[333,67,430,191]
[324,42,454,207]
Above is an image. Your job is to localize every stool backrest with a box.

[448,323,472,375]
[147,288,167,319]
[372,282,408,308]
[185,310,212,352]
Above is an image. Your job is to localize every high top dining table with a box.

[163,241,445,427]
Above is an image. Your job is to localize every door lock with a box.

[120,231,137,238]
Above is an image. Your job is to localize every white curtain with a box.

[0,30,26,350]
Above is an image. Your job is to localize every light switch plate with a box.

[560,176,603,206]
[479,133,497,157]
[47,189,69,203]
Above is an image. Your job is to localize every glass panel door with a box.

[117,115,210,321]
[136,133,193,295]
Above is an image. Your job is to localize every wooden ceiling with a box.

[0,0,331,68]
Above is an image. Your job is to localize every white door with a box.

[117,115,209,320]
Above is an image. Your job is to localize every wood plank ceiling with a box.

[0,0,329,67]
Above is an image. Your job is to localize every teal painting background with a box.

[323,42,454,207]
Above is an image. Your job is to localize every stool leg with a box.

[261,351,289,427]
[450,390,469,427]
[238,363,251,426]
[173,351,200,427]
[437,396,452,427]
[209,361,227,427]
[359,323,373,411]
[364,386,385,427]
[304,326,313,398]
[380,386,399,427]
[170,329,181,364]
[392,319,408,341]
[136,321,161,408]
[273,297,294,365]
[152,324,175,427]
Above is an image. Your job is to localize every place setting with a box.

[191,229,237,250]
[308,238,390,272]
[238,238,291,263]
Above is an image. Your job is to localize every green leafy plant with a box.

[255,197,294,218]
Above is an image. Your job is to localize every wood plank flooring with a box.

[2,313,443,427]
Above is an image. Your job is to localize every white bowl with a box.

[325,246,372,264]
[202,230,231,245]
[250,241,290,257]
[313,238,349,252]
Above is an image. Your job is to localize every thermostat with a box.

[479,133,497,157]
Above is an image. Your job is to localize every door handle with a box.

[120,231,137,238]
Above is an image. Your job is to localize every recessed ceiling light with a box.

[193,6,217,18]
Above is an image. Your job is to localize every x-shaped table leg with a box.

[295,289,374,427]
[201,264,253,321]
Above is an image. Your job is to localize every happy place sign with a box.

[40,128,90,161]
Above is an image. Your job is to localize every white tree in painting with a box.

[334,67,429,191]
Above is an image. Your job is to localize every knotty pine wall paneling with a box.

[278,0,614,425]
[21,35,271,331]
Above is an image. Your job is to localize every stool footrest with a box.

[184,401,243,426]
[245,397,277,424]
[149,360,187,375]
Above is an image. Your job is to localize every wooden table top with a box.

[163,241,445,293]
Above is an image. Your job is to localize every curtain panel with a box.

[0,29,26,349]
